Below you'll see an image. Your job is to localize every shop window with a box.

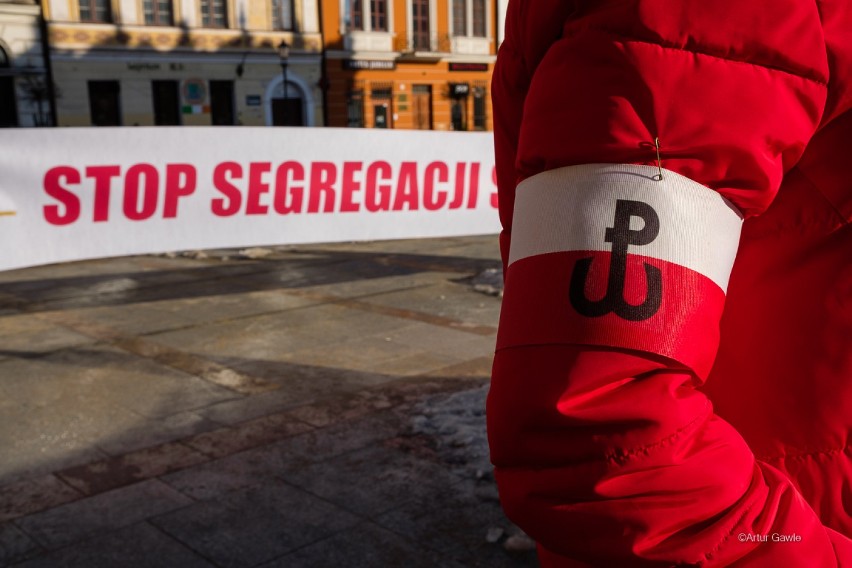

[201,0,228,28]
[143,0,173,26]
[347,89,365,127]
[152,80,180,125]
[451,99,467,131]
[210,81,235,125]
[79,0,112,23]
[88,81,121,126]
[272,0,295,30]
[0,48,16,128]
[473,85,486,130]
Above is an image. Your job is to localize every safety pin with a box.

[653,137,663,181]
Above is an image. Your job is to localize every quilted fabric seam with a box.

[580,26,829,89]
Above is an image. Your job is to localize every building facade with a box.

[44,0,323,126]
[0,0,53,127]
[321,0,501,131]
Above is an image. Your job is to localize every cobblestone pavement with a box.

[0,236,536,567]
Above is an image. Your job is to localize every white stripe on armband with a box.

[508,164,743,292]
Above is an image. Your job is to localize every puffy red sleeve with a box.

[488,1,852,566]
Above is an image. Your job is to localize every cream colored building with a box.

[44,0,323,126]
[0,0,52,127]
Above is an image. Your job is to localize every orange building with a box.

[321,0,498,131]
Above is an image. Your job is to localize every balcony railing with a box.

[392,33,452,54]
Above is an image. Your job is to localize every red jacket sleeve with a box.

[488,1,852,566]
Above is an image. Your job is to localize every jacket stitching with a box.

[581,26,829,89]
[757,444,851,463]
[697,499,760,567]
[604,401,711,465]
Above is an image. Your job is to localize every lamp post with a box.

[278,40,290,126]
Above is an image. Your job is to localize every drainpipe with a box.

[38,1,58,126]
[316,0,329,126]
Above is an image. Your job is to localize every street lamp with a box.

[278,40,290,125]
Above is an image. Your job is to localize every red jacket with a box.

[488,1,852,566]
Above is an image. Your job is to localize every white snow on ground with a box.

[411,384,492,478]
[410,384,538,552]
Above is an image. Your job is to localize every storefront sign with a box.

[127,62,162,71]
[0,129,499,271]
[246,95,262,106]
[342,59,396,71]
[449,62,488,72]
[450,82,470,97]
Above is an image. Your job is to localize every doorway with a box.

[412,84,432,130]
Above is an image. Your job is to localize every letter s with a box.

[43,166,81,226]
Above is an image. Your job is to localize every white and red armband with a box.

[497,164,743,378]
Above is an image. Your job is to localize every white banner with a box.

[0,127,499,271]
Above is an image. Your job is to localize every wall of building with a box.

[45,0,323,127]
[320,0,497,131]
[0,1,52,127]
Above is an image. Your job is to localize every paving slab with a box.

[58,289,318,337]
[14,479,192,550]
[0,236,539,567]
[150,482,360,568]
[278,443,465,518]
[0,523,43,567]
[9,522,215,568]
[260,523,460,568]
[0,315,93,362]
[160,413,402,502]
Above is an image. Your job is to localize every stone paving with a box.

[0,236,535,567]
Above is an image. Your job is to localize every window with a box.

[201,0,228,28]
[411,0,430,50]
[371,0,387,31]
[472,0,485,37]
[349,0,363,29]
[452,0,465,36]
[79,0,112,22]
[272,0,294,30]
[452,0,486,37]
[348,0,387,31]
[143,0,173,25]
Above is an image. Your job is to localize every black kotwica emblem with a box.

[569,199,662,321]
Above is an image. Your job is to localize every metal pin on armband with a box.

[653,137,663,181]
